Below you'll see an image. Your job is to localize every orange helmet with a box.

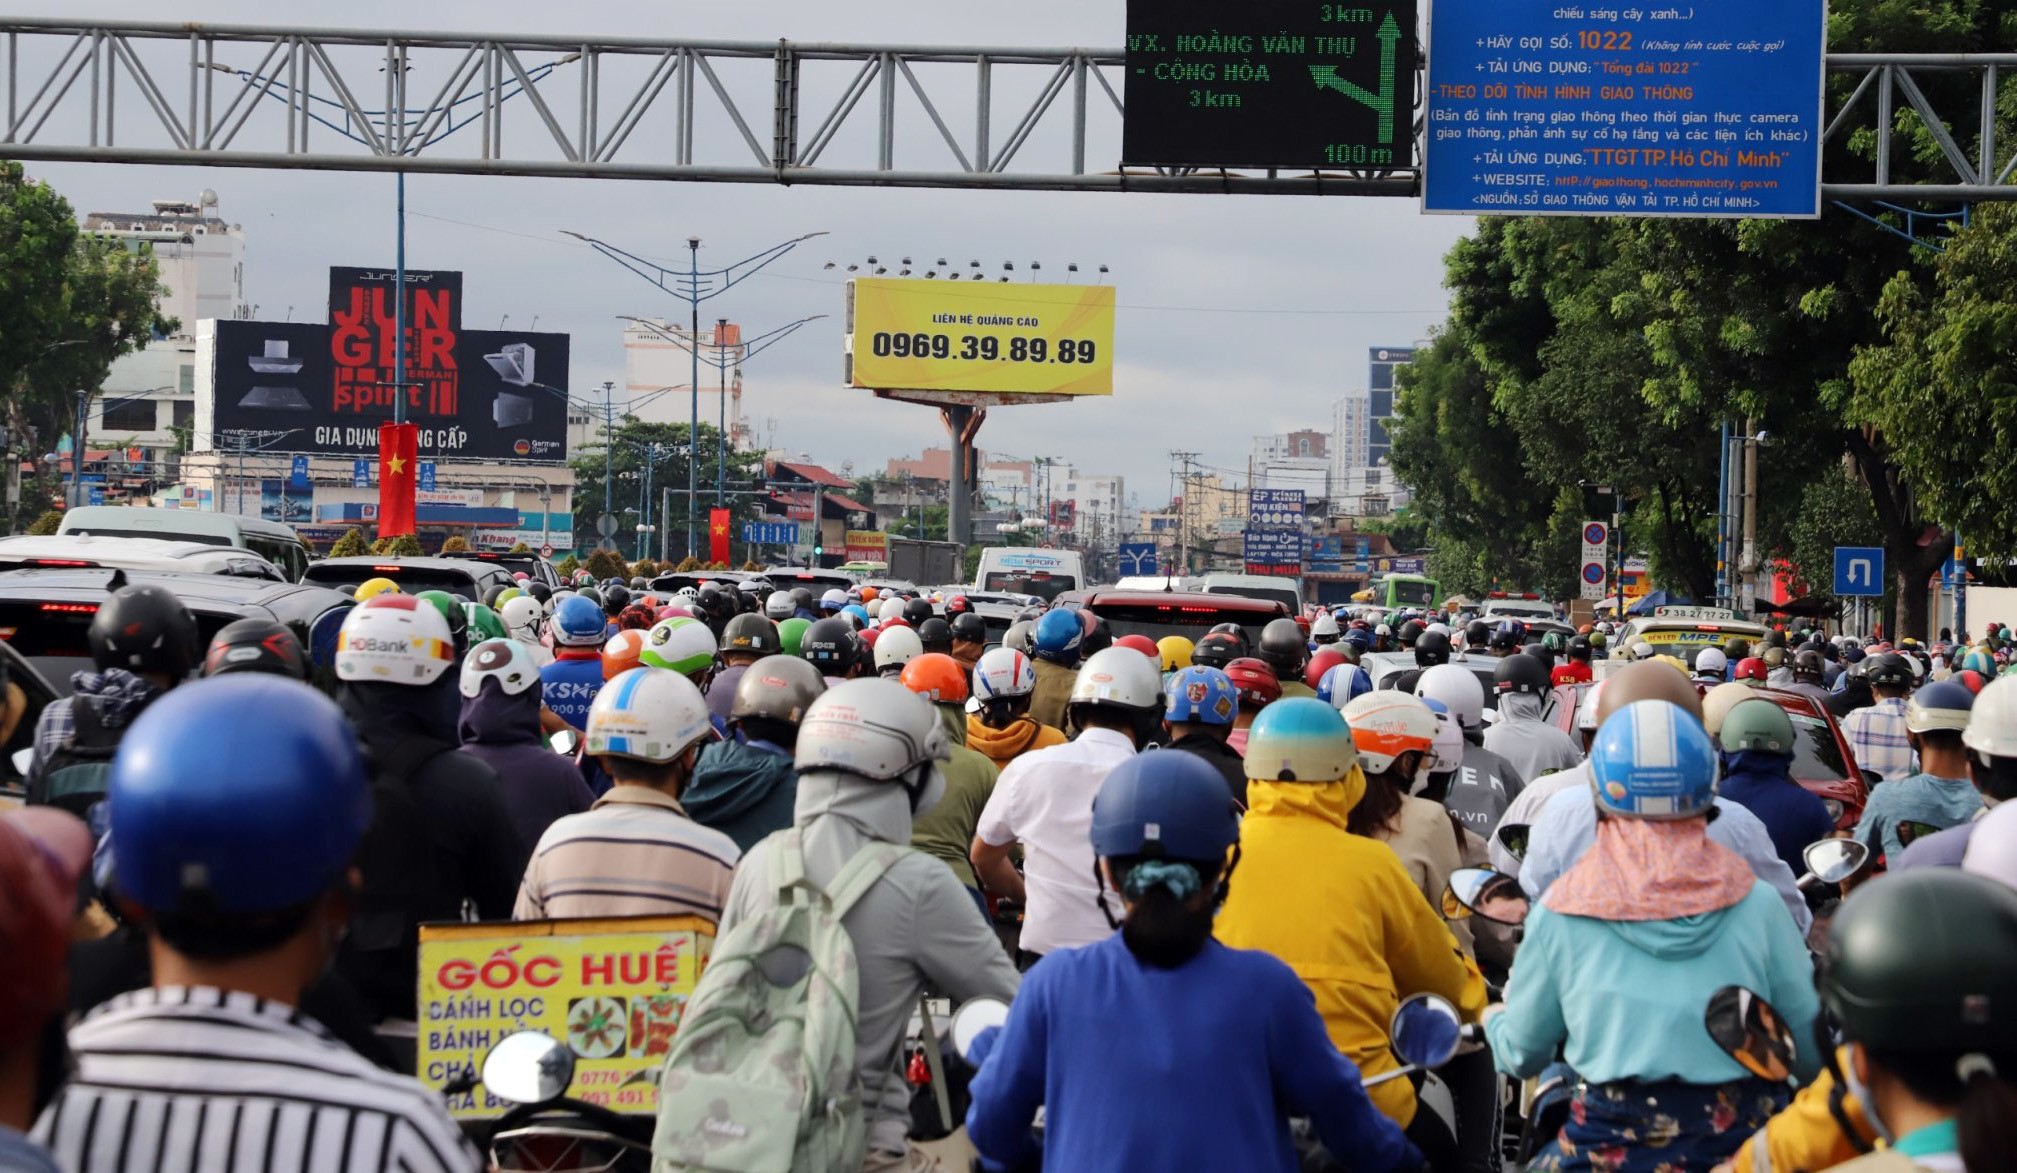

[860,586,880,603]
[899,652,969,704]
[602,629,649,680]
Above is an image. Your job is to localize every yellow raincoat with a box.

[964,714,1068,772]
[1727,1055,1878,1173]
[1216,769,1488,1126]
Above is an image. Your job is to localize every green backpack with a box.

[652,829,905,1172]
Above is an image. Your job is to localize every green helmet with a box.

[1717,698,1796,755]
[777,616,812,658]
[464,602,508,643]
[639,616,715,676]
[496,586,524,608]
[1822,869,2017,1054]
[415,590,468,644]
[1542,631,1566,653]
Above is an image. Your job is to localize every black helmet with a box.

[202,617,307,681]
[1258,618,1308,679]
[1567,634,1593,660]
[1415,629,1452,668]
[483,584,510,608]
[1793,648,1825,682]
[525,581,553,604]
[1822,869,2017,1054]
[1722,637,1752,662]
[1192,631,1245,671]
[603,584,632,613]
[1492,652,1551,697]
[1081,616,1114,658]
[720,612,780,655]
[903,598,934,626]
[576,586,603,609]
[1488,619,1527,651]
[1464,619,1492,649]
[1866,651,1915,689]
[88,584,200,679]
[629,576,647,590]
[1206,623,1251,653]
[916,617,953,653]
[1522,640,1555,668]
[948,612,986,644]
[790,587,814,610]
[800,616,857,674]
[1763,628,1787,649]
[1398,619,1427,648]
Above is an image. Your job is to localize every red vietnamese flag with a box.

[378,422,418,537]
[709,508,731,566]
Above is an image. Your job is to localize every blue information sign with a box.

[1249,489,1306,529]
[290,454,310,488]
[1243,529,1305,577]
[418,462,436,493]
[1119,542,1160,576]
[1424,0,1825,218]
[1833,546,1885,598]
[741,521,800,546]
[352,459,371,488]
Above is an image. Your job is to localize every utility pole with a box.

[1171,450,1198,575]
[1740,416,1759,614]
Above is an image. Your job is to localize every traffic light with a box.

[812,537,824,566]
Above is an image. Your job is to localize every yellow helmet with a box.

[1157,635,1195,672]
[354,576,401,600]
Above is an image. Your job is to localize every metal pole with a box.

[639,445,652,560]
[716,318,729,505]
[687,236,700,560]
[946,405,971,548]
[601,382,614,520]
[1740,418,1759,612]
[394,173,406,424]
[1715,420,1730,608]
[661,486,672,565]
[71,389,85,507]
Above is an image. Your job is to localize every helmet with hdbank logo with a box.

[334,593,456,686]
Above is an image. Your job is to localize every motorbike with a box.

[444,1030,655,1172]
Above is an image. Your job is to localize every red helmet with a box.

[1955,669,1990,695]
[857,626,881,652]
[1305,647,1348,690]
[1734,656,1769,682]
[1223,657,1282,710]
[1114,634,1160,660]
[944,594,972,616]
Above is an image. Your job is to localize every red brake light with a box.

[28,558,95,567]
[40,602,99,614]
[372,565,402,573]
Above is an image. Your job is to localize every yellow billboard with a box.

[417,915,713,1119]
[847,278,1115,395]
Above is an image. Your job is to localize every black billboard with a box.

[201,268,571,462]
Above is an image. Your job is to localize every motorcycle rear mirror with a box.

[951,997,1011,1064]
[1389,993,1464,1070]
[482,1031,576,1106]
[1495,822,1531,862]
[550,729,579,756]
[1704,986,1797,1082]
[1799,838,1869,888]
[1895,820,1940,847]
[1443,867,1530,926]
[9,747,29,777]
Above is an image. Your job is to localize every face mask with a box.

[1839,1043,1896,1146]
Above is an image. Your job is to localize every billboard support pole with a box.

[687,237,700,563]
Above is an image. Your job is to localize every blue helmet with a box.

[1246,696,1359,783]
[109,675,372,915]
[1590,699,1717,820]
[1343,627,1373,652]
[1317,662,1373,706]
[1090,751,1239,862]
[552,594,607,647]
[1164,666,1238,727]
[1031,608,1083,665]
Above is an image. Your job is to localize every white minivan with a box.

[972,547,1084,604]
[1196,572,1303,617]
[57,506,313,582]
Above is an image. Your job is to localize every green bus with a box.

[1378,573,1441,610]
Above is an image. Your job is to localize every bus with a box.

[1376,573,1440,610]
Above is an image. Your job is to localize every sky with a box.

[16,0,1472,509]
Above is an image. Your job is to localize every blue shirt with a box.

[0,1125,59,1173]
[965,934,1420,1173]
[1716,750,1837,880]
[1852,772,1983,861]
[539,655,605,731]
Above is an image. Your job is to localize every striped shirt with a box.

[31,986,477,1173]
[514,785,740,921]
[1841,696,1917,782]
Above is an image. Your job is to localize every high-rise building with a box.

[1366,346,1415,468]
[621,318,745,440]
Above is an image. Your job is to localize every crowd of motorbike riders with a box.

[2,565,2014,1173]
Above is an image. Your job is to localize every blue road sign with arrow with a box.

[1119,542,1158,576]
[1834,547,1885,597]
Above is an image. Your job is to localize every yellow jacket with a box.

[1216,771,1488,1126]
[964,714,1067,771]
[1729,1054,1879,1173]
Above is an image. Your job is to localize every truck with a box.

[887,535,962,586]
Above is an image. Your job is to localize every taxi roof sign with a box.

[1653,606,1742,622]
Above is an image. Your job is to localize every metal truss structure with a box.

[2,17,2015,202]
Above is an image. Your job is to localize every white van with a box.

[972,547,1084,604]
[57,506,312,582]
[0,535,288,582]
[1196,573,1303,616]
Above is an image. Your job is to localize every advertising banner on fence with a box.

[845,529,888,561]
[846,278,1115,396]
[195,267,572,463]
[416,915,714,1120]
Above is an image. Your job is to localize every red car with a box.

[1546,682,1868,831]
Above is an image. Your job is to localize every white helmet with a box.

[1068,646,1164,711]
[1311,612,1341,639]
[1415,663,1485,732]
[1964,673,2017,762]
[794,678,949,808]
[500,595,546,643]
[639,616,717,677]
[1693,647,1728,679]
[820,588,848,610]
[676,586,701,601]
[459,638,541,698]
[878,598,906,623]
[972,647,1036,702]
[872,625,924,676]
[764,592,794,619]
[585,667,714,763]
[1428,701,1464,776]
[1576,681,1605,732]
[545,588,573,616]
[1340,691,1438,777]
[335,595,456,686]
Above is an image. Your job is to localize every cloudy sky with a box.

[17,0,1470,508]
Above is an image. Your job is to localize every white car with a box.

[0,534,288,582]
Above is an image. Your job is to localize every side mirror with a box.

[1443,867,1531,926]
[481,1031,576,1106]
[1389,993,1464,1070]
[550,729,579,756]
[1495,822,1531,862]
[951,997,1011,1066]
[1797,838,1870,890]
[1860,769,1883,789]
[1704,986,1797,1082]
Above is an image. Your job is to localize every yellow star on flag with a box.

[712,520,728,537]
[386,455,406,475]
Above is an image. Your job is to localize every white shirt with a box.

[975,727,1137,955]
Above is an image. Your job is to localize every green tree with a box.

[584,549,628,580]
[440,535,472,553]
[373,533,423,556]
[555,554,581,579]
[508,540,532,553]
[25,509,62,536]
[329,527,370,557]
[570,419,766,561]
